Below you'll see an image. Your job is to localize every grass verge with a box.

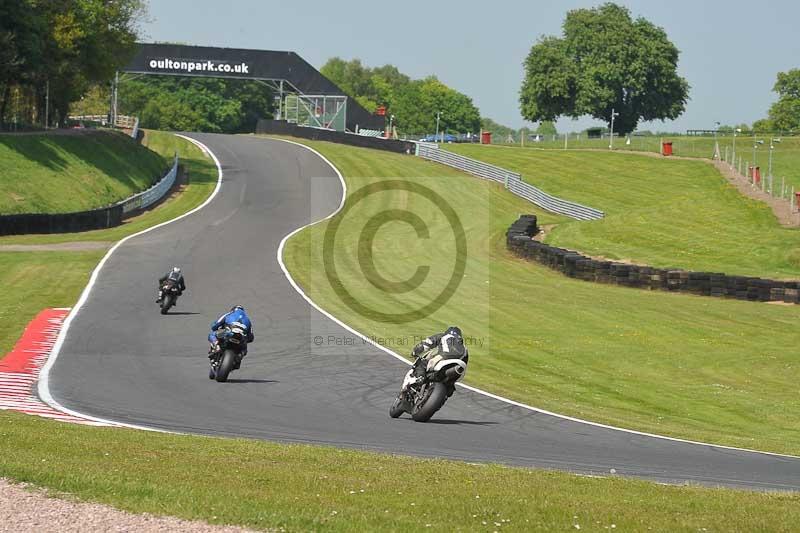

[447,143,800,279]
[0,130,217,245]
[2,410,800,531]
[0,130,167,214]
[280,137,800,455]
[0,130,217,352]
[488,134,800,192]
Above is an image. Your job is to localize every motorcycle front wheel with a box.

[160,294,173,314]
[411,382,448,422]
[215,349,237,382]
[389,394,405,418]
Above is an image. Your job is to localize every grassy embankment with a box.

[0,130,218,353]
[0,130,167,214]
[281,139,800,455]
[448,143,800,279]
[488,134,800,192]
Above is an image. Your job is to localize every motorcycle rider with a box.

[407,326,469,385]
[156,266,186,303]
[208,305,255,368]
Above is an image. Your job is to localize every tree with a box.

[320,57,479,134]
[0,0,145,127]
[519,3,689,135]
[392,77,480,134]
[119,76,274,133]
[767,69,800,131]
[752,118,776,132]
[535,121,558,136]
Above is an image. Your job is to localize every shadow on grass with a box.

[0,131,168,194]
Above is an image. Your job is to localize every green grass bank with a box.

[280,138,800,455]
[0,130,167,214]
[447,143,800,279]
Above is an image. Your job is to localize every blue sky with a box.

[142,0,800,133]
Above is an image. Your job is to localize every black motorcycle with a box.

[158,280,181,315]
[208,325,248,382]
[389,356,467,422]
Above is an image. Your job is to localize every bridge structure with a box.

[114,43,383,132]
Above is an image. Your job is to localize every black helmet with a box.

[445,326,462,339]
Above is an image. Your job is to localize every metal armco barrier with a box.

[120,153,179,214]
[0,154,179,235]
[416,144,604,221]
[130,117,140,140]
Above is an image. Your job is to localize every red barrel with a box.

[661,141,673,156]
[481,131,492,145]
[754,166,761,184]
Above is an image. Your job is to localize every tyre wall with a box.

[506,215,800,304]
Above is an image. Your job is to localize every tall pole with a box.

[609,108,619,150]
[44,79,49,129]
[769,141,774,178]
[732,129,737,165]
[112,71,119,127]
[435,111,441,143]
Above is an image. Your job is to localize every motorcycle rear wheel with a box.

[215,349,236,382]
[411,382,447,422]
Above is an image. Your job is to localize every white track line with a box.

[272,137,800,461]
[37,134,223,431]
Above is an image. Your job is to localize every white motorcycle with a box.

[389,354,467,422]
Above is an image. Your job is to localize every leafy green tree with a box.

[767,69,800,131]
[535,121,558,136]
[0,0,145,126]
[393,77,480,134]
[119,76,274,133]
[321,57,478,134]
[752,118,776,132]
[519,3,689,135]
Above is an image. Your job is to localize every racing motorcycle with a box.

[158,279,181,314]
[389,354,468,422]
[208,324,248,382]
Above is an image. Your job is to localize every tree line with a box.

[320,58,482,135]
[0,0,145,128]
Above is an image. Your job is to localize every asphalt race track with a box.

[48,133,800,490]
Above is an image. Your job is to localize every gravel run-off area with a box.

[0,478,260,533]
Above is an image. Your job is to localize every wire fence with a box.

[416,143,604,220]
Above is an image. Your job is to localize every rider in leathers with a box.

[208,305,255,369]
[156,266,186,303]
[408,326,469,384]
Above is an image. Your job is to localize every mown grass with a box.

[0,251,103,354]
[0,130,218,245]
[447,143,800,279]
[0,130,167,214]
[281,138,800,455]
[0,130,217,349]
[492,134,800,194]
[3,410,800,532]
